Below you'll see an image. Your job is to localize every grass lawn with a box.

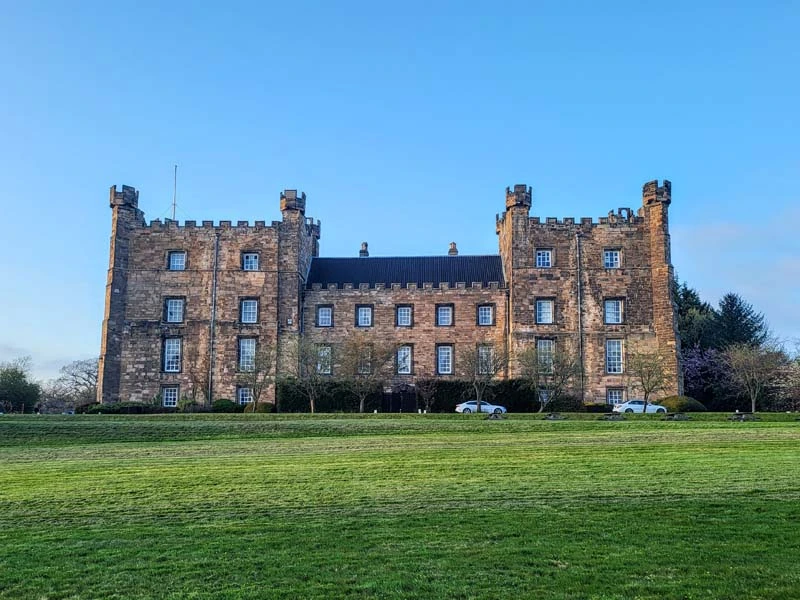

[1,414,798,599]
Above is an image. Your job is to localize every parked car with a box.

[612,399,667,414]
[455,401,507,414]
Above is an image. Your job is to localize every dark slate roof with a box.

[306,255,505,289]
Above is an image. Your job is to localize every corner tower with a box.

[642,180,682,395]
[97,185,145,403]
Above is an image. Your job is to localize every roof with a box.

[306,255,505,289]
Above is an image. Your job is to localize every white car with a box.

[455,401,507,414]
[612,399,667,414]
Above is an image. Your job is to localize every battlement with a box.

[526,209,643,227]
[642,179,671,205]
[280,189,306,213]
[309,280,503,291]
[505,184,532,210]
[110,184,139,208]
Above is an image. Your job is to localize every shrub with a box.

[242,402,275,413]
[85,402,161,414]
[583,403,611,413]
[212,399,244,413]
[659,395,707,412]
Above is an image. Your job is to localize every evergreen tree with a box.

[715,293,769,348]
[673,277,718,349]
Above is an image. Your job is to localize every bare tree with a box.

[338,332,396,413]
[237,342,277,413]
[282,337,334,413]
[55,359,98,407]
[415,378,438,413]
[725,343,787,413]
[186,362,210,409]
[517,342,580,412]
[457,344,507,412]
[625,349,669,413]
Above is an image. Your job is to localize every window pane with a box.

[317,345,331,374]
[241,300,258,323]
[536,250,552,268]
[242,253,259,271]
[478,345,494,374]
[397,346,412,374]
[536,300,553,324]
[536,339,554,372]
[238,387,254,404]
[164,338,181,372]
[606,340,623,373]
[168,252,186,271]
[604,250,620,269]
[437,346,453,374]
[606,388,623,405]
[318,307,332,327]
[437,306,452,326]
[478,305,493,325]
[357,306,372,327]
[162,386,179,407]
[239,338,256,371]
[397,306,412,326]
[604,300,623,324]
[166,299,184,323]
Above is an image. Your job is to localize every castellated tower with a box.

[97,187,320,406]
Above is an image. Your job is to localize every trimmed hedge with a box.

[212,399,245,413]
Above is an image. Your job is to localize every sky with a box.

[0,0,798,380]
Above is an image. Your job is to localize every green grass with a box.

[1,415,798,599]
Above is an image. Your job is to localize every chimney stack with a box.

[448,242,458,256]
[359,242,369,257]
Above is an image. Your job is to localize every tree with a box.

[186,362,210,409]
[282,337,334,413]
[237,342,277,412]
[414,378,438,413]
[338,333,396,413]
[716,293,769,348]
[725,343,787,413]
[517,342,580,412]
[55,359,98,407]
[0,357,40,413]
[457,344,507,412]
[625,349,669,412]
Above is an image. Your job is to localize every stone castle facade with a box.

[98,181,682,408]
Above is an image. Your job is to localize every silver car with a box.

[455,401,507,414]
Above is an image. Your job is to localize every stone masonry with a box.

[98,181,682,407]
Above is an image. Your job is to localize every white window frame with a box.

[165,298,184,323]
[604,249,621,269]
[437,345,453,375]
[239,338,256,372]
[436,305,453,327]
[536,299,554,324]
[168,251,186,271]
[604,299,624,324]
[317,306,333,327]
[477,345,495,375]
[358,347,372,375]
[357,305,373,327]
[396,305,412,327]
[536,339,554,373]
[397,345,412,374]
[237,387,254,405]
[606,339,623,374]
[242,252,259,271]
[316,345,332,375]
[477,305,493,326]
[162,385,179,408]
[535,249,552,268]
[606,388,624,405]
[240,299,258,324]
[163,338,181,372]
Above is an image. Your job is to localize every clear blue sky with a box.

[1,1,798,379]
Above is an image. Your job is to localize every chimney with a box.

[448,242,458,256]
[359,242,369,257]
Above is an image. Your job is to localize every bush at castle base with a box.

[658,395,707,412]
[211,399,244,413]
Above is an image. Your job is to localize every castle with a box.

[98,181,682,408]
